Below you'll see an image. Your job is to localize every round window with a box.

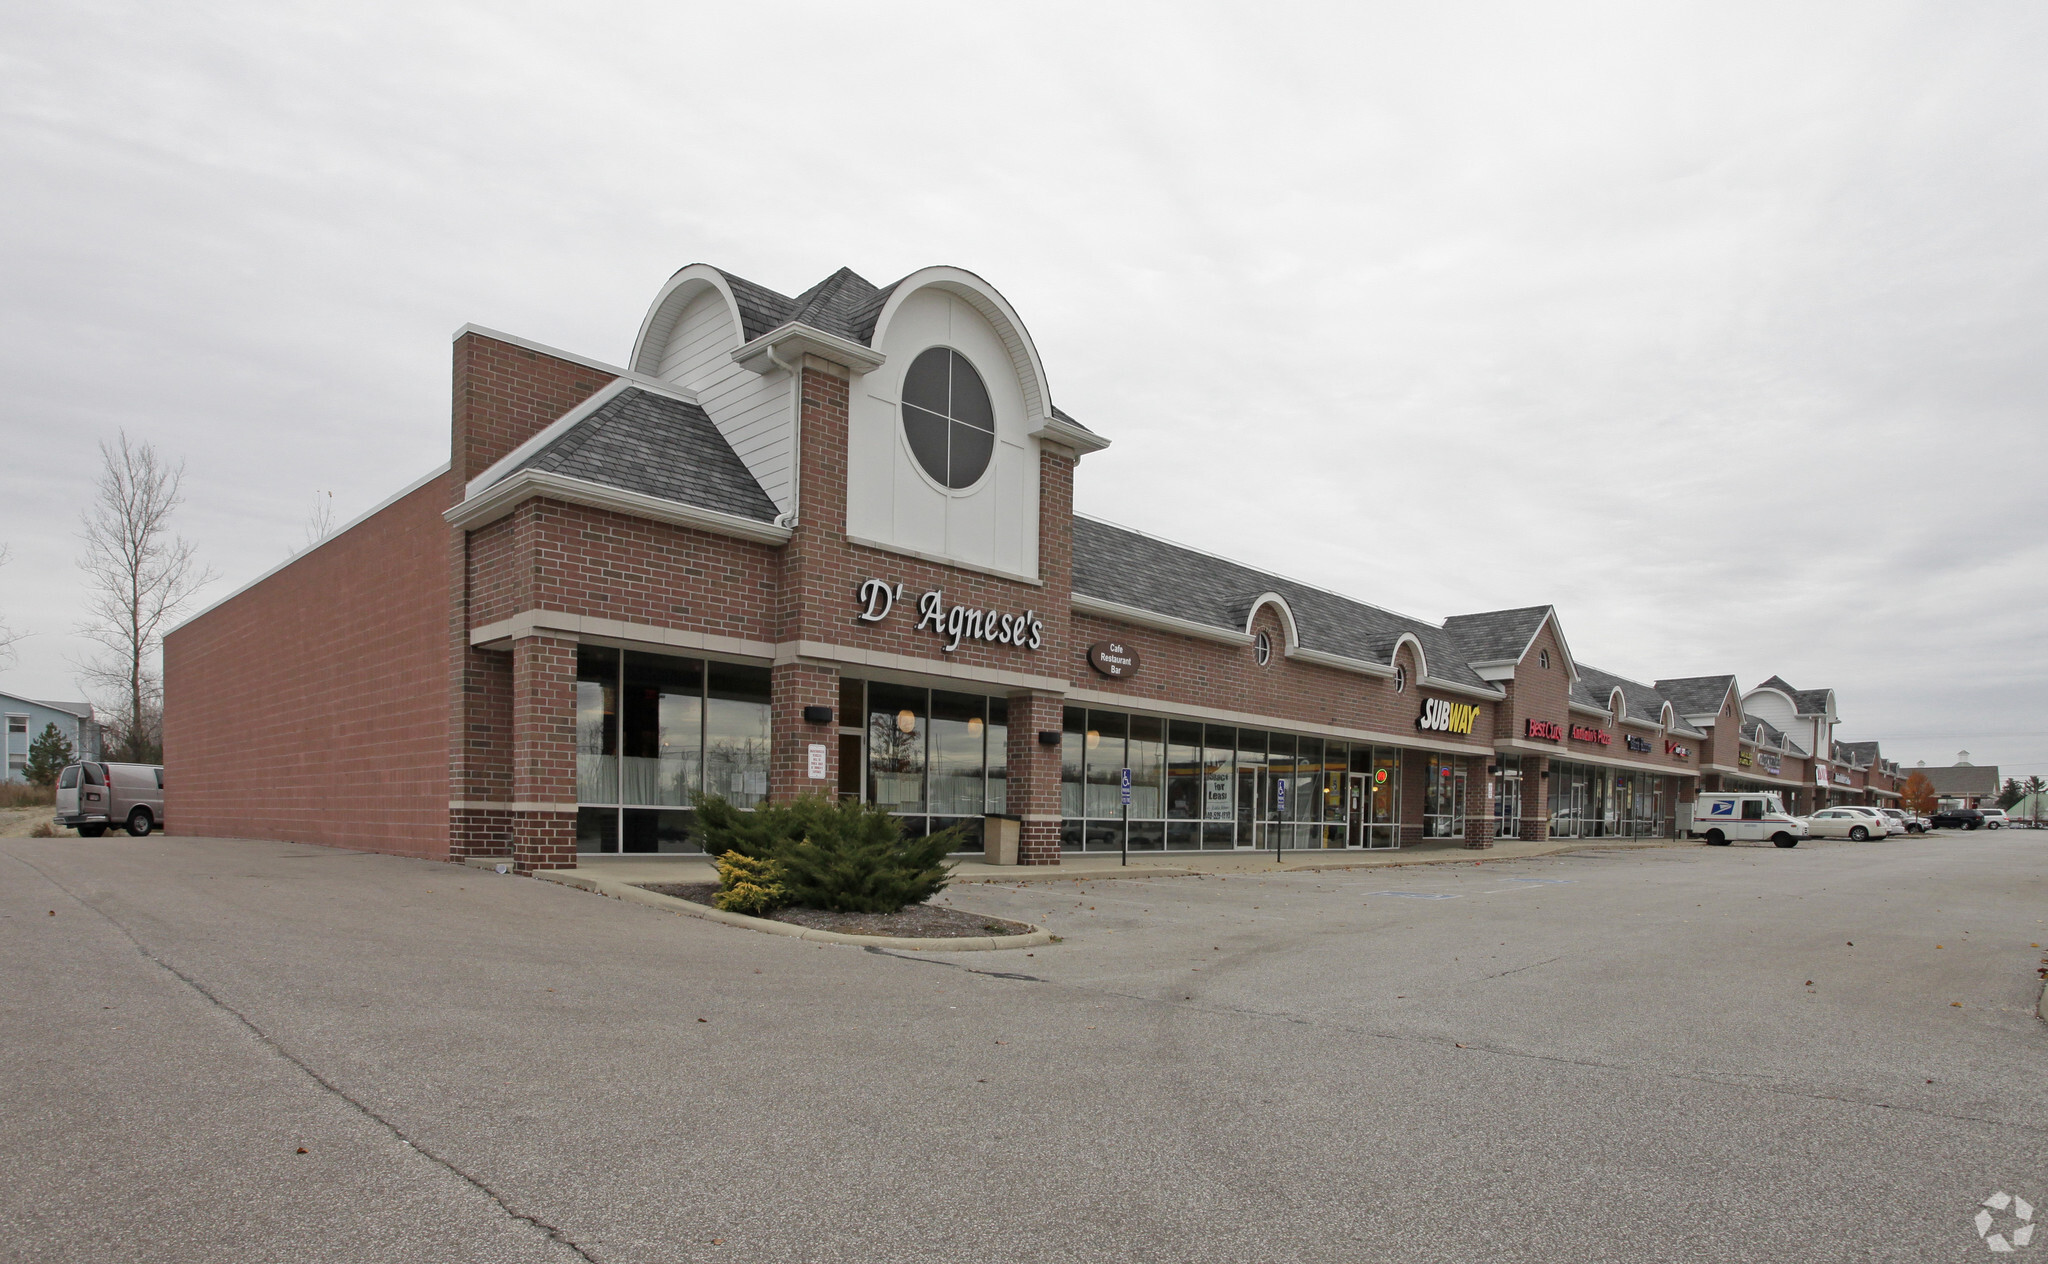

[1254,630,1272,666]
[900,347,995,490]
[1394,665,1407,693]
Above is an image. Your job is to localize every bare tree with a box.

[0,544,22,669]
[288,489,338,558]
[76,433,216,763]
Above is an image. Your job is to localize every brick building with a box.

[165,262,1884,869]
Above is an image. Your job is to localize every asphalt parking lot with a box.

[3,831,2043,1263]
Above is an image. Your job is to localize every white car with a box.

[1806,806,1892,841]
[1879,808,1926,834]
[1977,808,2009,830]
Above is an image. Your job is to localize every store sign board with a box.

[1570,724,1612,746]
[1625,735,1652,753]
[1815,765,1828,786]
[1739,749,1753,766]
[1526,719,1564,742]
[855,578,1044,654]
[1088,640,1141,679]
[1758,752,1782,775]
[1417,698,1480,736]
[1833,773,1851,786]
[1665,741,1691,757]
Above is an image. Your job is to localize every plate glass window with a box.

[901,347,996,489]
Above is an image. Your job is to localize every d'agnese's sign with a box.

[857,579,1045,654]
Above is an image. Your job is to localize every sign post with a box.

[1274,776,1286,861]
[1120,768,1132,866]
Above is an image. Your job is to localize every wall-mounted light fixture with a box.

[802,705,833,725]
[1037,731,1061,746]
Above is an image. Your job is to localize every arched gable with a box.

[629,265,747,379]
[867,266,1053,427]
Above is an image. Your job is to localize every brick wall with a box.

[163,473,452,856]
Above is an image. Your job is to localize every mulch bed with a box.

[637,883,1036,939]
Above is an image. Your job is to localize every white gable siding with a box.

[848,287,1039,578]
[1743,690,1796,737]
[656,288,793,515]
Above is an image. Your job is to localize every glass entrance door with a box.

[1347,772,1367,848]
[1237,766,1272,849]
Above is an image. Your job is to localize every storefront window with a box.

[706,663,772,810]
[1166,721,1202,821]
[1084,711,1128,821]
[867,683,927,813]
[1128,715,1165,821]
[575,645,619,810]
[623,653,702,807]
[1495,756,1521,840]
[1424,756,1466,838]
[577,649,765,854]
[928,691,986,816]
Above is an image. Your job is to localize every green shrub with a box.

[696,793,959,914]
[712,850,789,916]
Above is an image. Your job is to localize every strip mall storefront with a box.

[166,261,1712,869]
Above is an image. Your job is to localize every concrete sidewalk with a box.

[482,835,1696,886]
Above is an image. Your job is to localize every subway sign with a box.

[1417,698,1480,736]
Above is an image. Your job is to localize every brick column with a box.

[511,635,577,872]
[1521,755,1551,842]
[1464,754,1495,849]
[1007,690,1065,865]
[769,662,839,803]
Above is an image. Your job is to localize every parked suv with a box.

[1927,807,1984,830]
[54,762,165,837]
[1879,808,1926,834]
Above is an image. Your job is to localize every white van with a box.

[54,762,166,837]
[1691,792,1807,848]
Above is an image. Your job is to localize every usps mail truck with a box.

[1690,792,1806,848]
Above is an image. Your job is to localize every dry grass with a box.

[0,783,55,809]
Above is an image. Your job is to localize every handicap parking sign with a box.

[1120,767,1132,807]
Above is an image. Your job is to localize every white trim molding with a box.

[454,323,627,378]
[1070,595,1252,646]
[732,322,887,376]
[1029,413,1110,457]
[1286,645,1396,678]
[445,469,795,545]
[470,611,777,662]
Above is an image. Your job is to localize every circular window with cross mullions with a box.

[1254,630,1272,666]
[901,347,995,490]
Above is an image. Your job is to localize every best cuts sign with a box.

[1526,719,1564,742]
[857,579,1045,654]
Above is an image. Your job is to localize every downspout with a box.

[766,344,800,529]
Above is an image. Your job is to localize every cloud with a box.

[2,0,2043,773]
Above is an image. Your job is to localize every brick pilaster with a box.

[511,634,577,872]
[770,662,840,803]
[1006,690,1065,865]
[1521,755,1551,842]
[1464,754,1495,849]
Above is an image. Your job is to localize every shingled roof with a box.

[1836,740,1881,768]
[508,387,779,523]
[1071,518,1493,691]
[1756,674,1833,716]
[1443,607,1552,666]
[1920,763,2000,797]
[1655,675,1739,720]
[1571,664,1702,734]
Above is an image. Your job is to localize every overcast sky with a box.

[3,2,2044,776]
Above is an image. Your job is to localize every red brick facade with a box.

[163,473,452,856]
[167,289,1769,872]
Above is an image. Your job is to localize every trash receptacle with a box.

[983,813,1021,865]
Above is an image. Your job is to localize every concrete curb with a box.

[531,868,1055,952]
[948,838,1699,884]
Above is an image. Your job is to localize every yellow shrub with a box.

[712,850,789,916]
